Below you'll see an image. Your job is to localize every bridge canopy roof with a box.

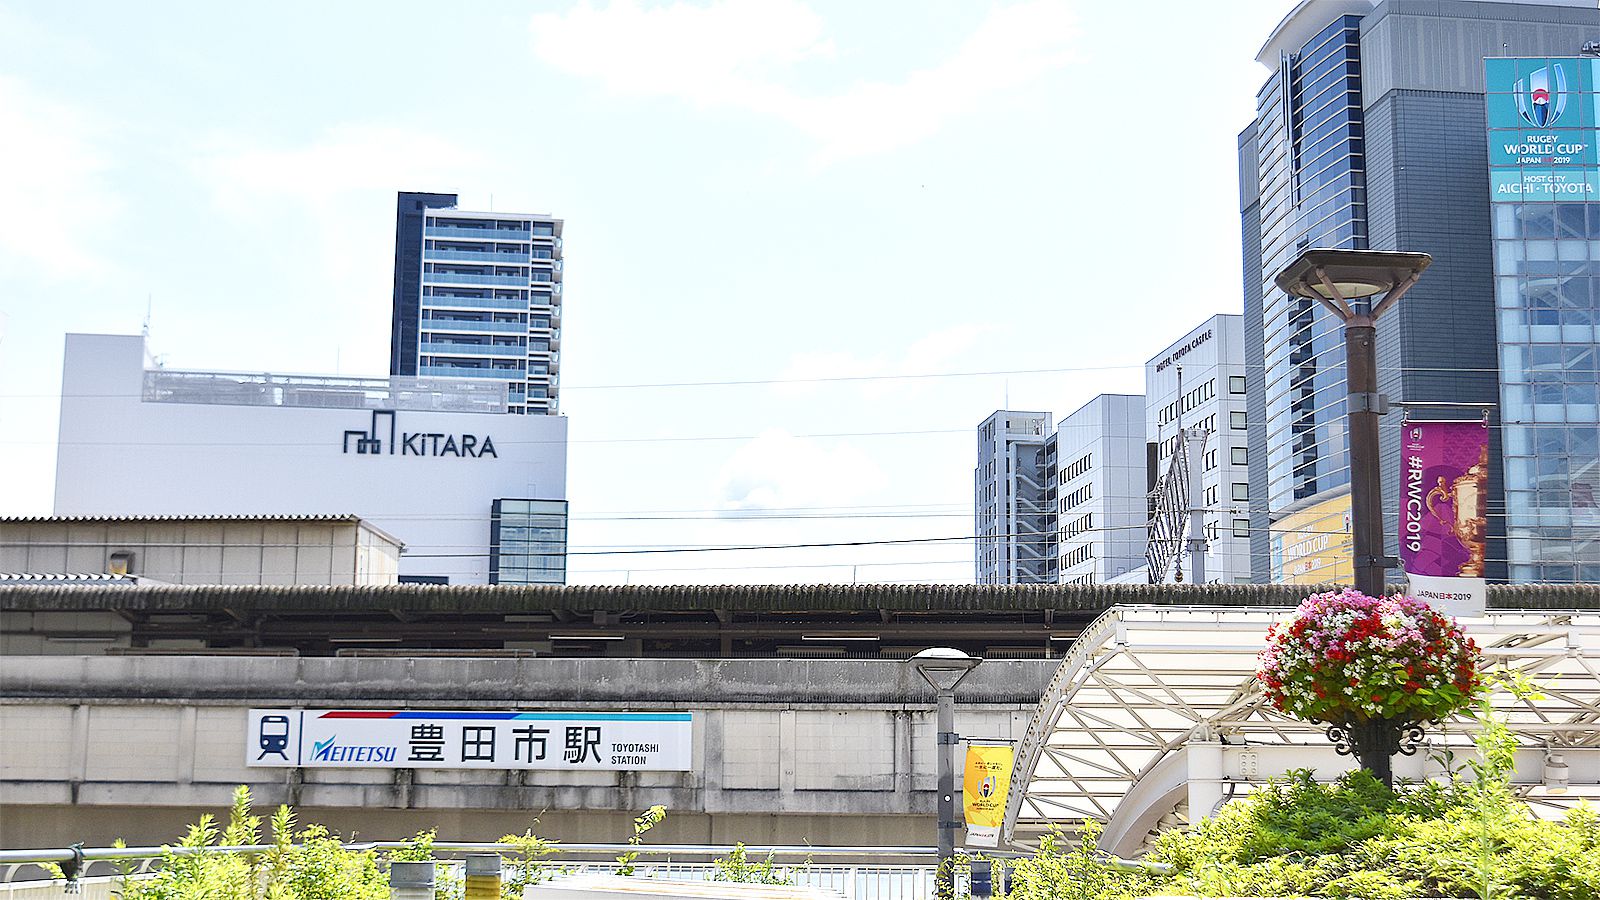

[1004,605,1600,852]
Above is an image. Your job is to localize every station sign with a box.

[248,709,693,771]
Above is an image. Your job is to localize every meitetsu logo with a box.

[310,735,397,764]
[342,410,498,458]
[1516,64,1568,128]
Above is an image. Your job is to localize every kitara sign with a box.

[247,710,693,771]
[341,410,497,459]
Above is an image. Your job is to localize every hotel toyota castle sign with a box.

[341,410,499,458]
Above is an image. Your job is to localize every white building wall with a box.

[1055,395,1147,584]
[52,334,568,584]
[1144,315,1251,584]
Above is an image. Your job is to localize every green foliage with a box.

[120,786,387,900]
[498,828,561,899]
[1145,709,1600,899]
[1002,821,1154,900]
[614,805,666,876]
[711,843,792,885]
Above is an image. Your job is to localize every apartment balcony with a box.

[425,226,531,241]
[423,271,530,287]
[422,296,527,311]
[422,319,527,334]
[426,249,533,264]
[419,342,527,358]
[418,365,523,379]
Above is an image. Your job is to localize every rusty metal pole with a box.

[1344,317,1387,598]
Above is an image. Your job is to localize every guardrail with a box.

[0,841,1168,892]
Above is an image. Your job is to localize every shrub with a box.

[711,843,792,885]
[1002,820,1154,900]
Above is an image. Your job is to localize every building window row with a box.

[1062,543,1094,568]
[1157,379,1216,425]
[1061,453,1092,483]
[1063,512,1093,540]
[1062,483,1093,511]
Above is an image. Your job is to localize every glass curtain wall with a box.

[1255,17,1368,565]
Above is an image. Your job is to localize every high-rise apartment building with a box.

[1238,0,1600,583]
[390,192,564,415]
[1144,315,1254,583]
[1054,395,1149,585]
[1486,57,1600,582]
[974,411,1054,584]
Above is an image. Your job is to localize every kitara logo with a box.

[310,735,397,763]
[1516,64,1568,128]
[342,410,498,458]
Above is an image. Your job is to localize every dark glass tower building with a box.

[390,191,459,378]
[1240,0,1600,584]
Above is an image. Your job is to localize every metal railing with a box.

[0,841,1167,892]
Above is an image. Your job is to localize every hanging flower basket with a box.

[1256,588,1482,785]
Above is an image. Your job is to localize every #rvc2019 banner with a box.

[1399,420,1490,616]
[962,744,1013,848]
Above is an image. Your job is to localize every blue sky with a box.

[0,0,1290,583]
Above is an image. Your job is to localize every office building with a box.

[1486,57,1600,582]
[1054,395,1149,585]
[974,411,1054,584]
[390,192,563,415]
[1238,0,1600,583]
[1144,315,1253,583]
[53,334,568,585]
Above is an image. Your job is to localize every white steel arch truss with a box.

[1003,605,1600,855]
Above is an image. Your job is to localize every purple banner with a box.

[1399,420,1490,614]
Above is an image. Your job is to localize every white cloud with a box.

[775,322,994,398]
[529,0,1076,164]
[198,125,478,214]
[0,77,119,275]
[714,428,885,511]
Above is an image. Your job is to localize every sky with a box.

[0,0,1294,585]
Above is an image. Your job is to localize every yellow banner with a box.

[1271,494,1354,585]
[963,744,1013,848]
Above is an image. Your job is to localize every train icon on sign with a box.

[258,715,292,761]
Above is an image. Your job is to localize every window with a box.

[1230,411,1248,430]
[1061,453,1093,482]
[1205,485,1218,506]
[1064,513,1094,539]
[1231,482,1250,501]
[1063,484,1094,510]
[490,499,569,585]
[1062,543,1095,568]
[1233,518,1251,538]
[1204,449,1218,471]
[1229,375,1247,394]
[1231,447,1248,465]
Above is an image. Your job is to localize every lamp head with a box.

[1274,248,1432,308]
[908,647,982,692]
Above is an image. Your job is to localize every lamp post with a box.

[1274,249,1432,598]
[908,647,982,896]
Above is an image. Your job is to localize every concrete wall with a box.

[0,656,1055,849]
[0,520,401,586]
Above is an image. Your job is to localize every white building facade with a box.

[974,410,1054,584]
[1054,394,1147,585]
[53,334,568,585]
[1144,314,1251,583]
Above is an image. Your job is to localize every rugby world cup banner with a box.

[1398,420,1490,616]
[962,744,1014,848]
[247,709,692,771]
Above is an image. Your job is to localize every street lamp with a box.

[908,647,982,894]
[1274,248,1432,598]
